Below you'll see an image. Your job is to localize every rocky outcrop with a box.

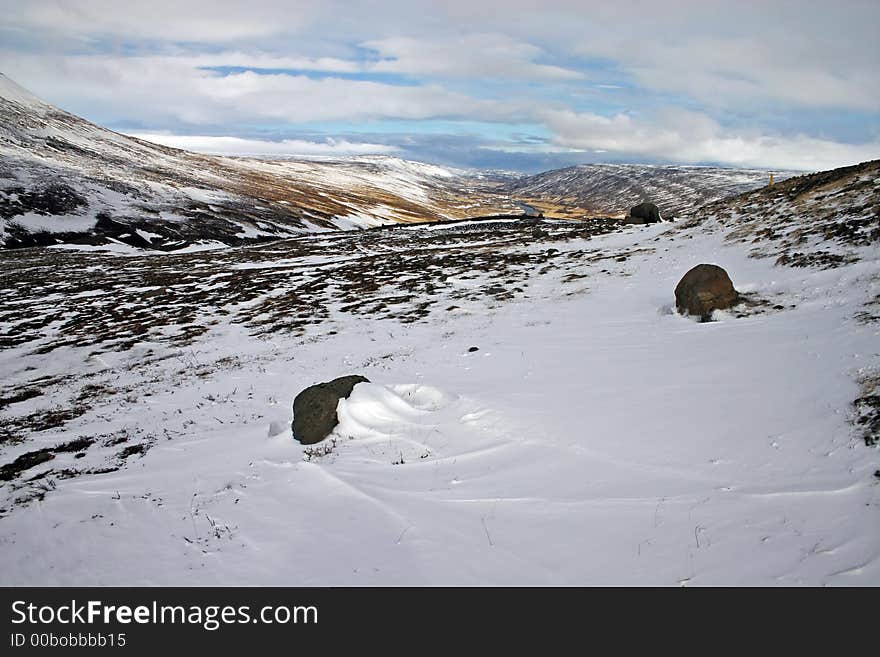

[624,202,662,224]
[0,184,88,220]
[674,264,739,321]
[292,375,370,445]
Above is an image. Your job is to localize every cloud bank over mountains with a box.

[1,0,877,171]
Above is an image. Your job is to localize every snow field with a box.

[1,220,877,585]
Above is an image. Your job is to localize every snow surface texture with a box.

[1,164,878,584]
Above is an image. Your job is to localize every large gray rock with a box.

[674,264,739,321]
[292,375,369,445]
[625,202,662,224]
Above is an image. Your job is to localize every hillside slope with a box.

[505,162,798,219]
[678,159,880,269]
[0,74,517,250]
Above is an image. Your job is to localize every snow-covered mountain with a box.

[0,73,518,250]
[503,162,799,219]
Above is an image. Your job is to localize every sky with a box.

[0,0,878,172]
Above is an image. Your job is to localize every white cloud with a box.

[128,133,398,157]
[1,0,877,171]
[549,1,879,112]
[363,34,582,81]
[0,54,527,125]
[542,108,880,171]
[581,33,880,112]
[388,1,880,112]
[181,52,362,74]
[0,0,319,42]
[3,0,877,115]
[170,36,585,83]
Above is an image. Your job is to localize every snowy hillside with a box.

[0,73,519,250]
[1,158,877,585]
[504,163,799,219]
[679,159,880,268]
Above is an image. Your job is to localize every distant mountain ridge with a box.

[0,72,826,251]
[503,162,799,219]
[0,73,517,250]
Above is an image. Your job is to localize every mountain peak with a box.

[0,72,51,111]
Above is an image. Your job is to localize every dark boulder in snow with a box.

[674,264,739,321]
[624,202,662,224]
[292,375,370,445]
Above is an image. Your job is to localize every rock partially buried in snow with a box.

[624,202,662,224]
[292,375,370,445]
[674,264,739,321]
